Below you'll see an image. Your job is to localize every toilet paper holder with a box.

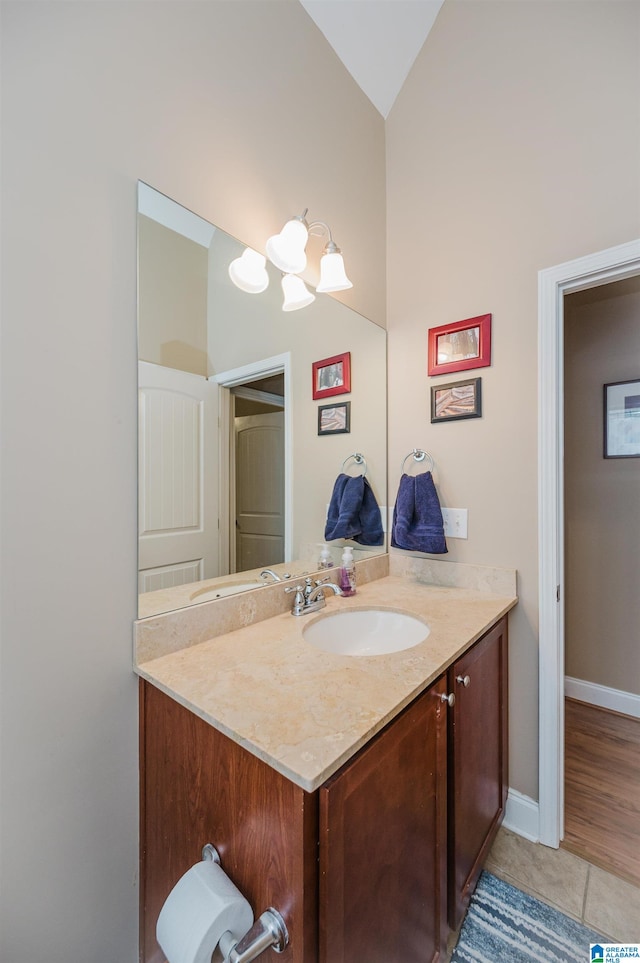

[201,844,289,962]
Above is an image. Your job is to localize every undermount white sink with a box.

[190,581,259,602]
[303,607,430,657]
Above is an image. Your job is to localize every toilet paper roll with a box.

[157,859,254,963]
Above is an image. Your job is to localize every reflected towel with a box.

[324,473,384,546]
[391,472,447,554]
[356,476,384,546]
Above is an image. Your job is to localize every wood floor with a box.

[563,697,640,887]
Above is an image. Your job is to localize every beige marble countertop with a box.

[136,572,517,793]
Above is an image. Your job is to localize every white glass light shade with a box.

[266,218,309,274]
[228,248,269,294]
[315,251,353,293]
[281,274,315,312]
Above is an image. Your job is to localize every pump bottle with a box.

[317,544,333,569]
[339,546,356,596]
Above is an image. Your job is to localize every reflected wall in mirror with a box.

[137,183,387,618]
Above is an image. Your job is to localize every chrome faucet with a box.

[260,568,282,582]
[285,577,343,616]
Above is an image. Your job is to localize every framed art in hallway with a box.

[427,314,491,376]
[604,378,640,458]
[431,377,482,423]
[318,401,351,435]
[312,351,351,400]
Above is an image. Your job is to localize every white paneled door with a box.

[138,361,218,593]
[234,412,284,572]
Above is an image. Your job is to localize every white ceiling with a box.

[299,0,444,118]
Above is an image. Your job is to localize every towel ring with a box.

[401,448,435,475]
[342,452,367,476]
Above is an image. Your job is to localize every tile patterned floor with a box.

[484,827,640,942]
[446,826,640,960]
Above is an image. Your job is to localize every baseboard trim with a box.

[565,676,640,720]
[503,789,540,843]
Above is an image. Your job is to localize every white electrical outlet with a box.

[442,507,468,539]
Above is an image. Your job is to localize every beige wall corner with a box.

[385,0,640,800]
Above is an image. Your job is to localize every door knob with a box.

[456,674,471,688]
[440,692,455,707]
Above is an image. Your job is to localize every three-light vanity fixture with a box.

[228,209,352,311]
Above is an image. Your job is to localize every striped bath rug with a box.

[451,871,605,963]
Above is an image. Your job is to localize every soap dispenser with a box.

[317,544,334,570]
[339,546,356,596]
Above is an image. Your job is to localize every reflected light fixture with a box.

[281,273,315,312]
[266,214,309,275]
[228,208,352,311]
[228,247,269,294]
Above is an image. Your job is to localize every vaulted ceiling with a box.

[299,0,444,117]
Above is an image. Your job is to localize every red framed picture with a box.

[427,314,491,376]
[312,351,351,400]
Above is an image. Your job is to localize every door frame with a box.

[538,238,640,847]
[213,353,292,575]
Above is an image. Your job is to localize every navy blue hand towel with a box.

[354,477,384,546]
[324,473,384,545]
[391,472,447,554]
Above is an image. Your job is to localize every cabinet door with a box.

[319,678,448,963]
[448,617,508,929]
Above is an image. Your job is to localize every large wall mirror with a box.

[137,183,387,618]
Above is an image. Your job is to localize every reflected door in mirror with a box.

[235,412,284,571]
[138,361,219,591]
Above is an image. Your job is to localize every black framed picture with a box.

[604,379,640,458]
[318,401,351,435]
[431,377,482,423]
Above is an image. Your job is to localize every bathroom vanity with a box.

[136,565,515,963]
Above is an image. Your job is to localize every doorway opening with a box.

[230,374,285,573]
[538,238,640,849]
[561,277,640,884]
[214,353,293,577]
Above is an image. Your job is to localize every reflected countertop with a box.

[135,568,517,792]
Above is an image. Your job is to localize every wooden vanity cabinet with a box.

[139,616,508,963]
[446,616,509,930]
[140,676,449,963]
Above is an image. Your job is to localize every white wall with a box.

[386,0,640,800]
[0,3,385,960]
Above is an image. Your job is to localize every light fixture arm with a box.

[307,220,341,254]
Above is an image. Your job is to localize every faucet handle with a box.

[285,584,306,616]
[284,584,304,596]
